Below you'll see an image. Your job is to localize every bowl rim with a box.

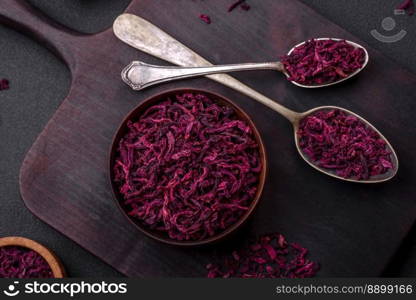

[108,88,267,246]
[0,236,66,278]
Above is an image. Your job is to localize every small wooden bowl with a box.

[109,88,267,246]
[0,236,66,278]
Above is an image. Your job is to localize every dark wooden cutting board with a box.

[1,0,415,277]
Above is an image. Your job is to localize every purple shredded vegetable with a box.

[0,79,9,91]
[281,39,366,86]
[197,0,250,24]
[298,109,394,180]
[397,0,415,15]
[228,0,250,12]
[0,246,53,278]
[240,2,251,11]
[199,14,212,24]
[113,92,261,241]
[207,233,319,278]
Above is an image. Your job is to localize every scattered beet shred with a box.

[281,39,366,86]
[0,246,53,278]
[228,0,250,12]
[197,0,250,24]
[0,79,9,91]
[207,233,319,278]
[298,109,395,180]
[240,2,251,11]
[397,0,415,15]
[199,14,212,24]
[113,92,261,241]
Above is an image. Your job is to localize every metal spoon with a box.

[120,37,368,91]
[113,14,397,183]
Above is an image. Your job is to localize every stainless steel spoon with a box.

[121,37,368,91]
[113,14,398,183]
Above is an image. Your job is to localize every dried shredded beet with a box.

[298,109,395,180]
[197,0,250,24]
[0,246,53,278]
[240,3,251,11]
[206,233,319,278]
[281,39,365,86]
[397,0,415,15]
[228,0,250,12]
[0,79,9,91]
[199,14,212,24]
[113,92,261,241]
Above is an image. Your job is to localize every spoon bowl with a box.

[293,106,398,183]
[284,38,370,89]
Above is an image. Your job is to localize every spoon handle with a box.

[121,61,284,91]
[113,14,299,123]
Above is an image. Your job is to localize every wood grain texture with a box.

[1,0,415,276]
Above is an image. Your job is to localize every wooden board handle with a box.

[0,0,82,70]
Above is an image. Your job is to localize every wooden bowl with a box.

[0,236,66,278]
[109,88,267,246]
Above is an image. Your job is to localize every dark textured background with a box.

[0,0,415,277]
